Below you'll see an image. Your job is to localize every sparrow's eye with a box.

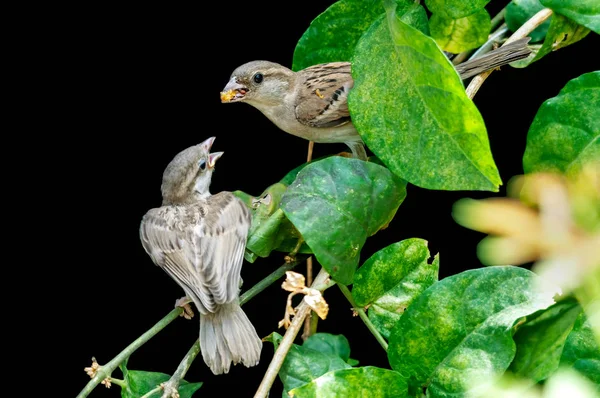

[253,73,264,84]
[199,159,207,171]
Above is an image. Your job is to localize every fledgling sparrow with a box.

[220,38,531,160]
[139,137,261,375]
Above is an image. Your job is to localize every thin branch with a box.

[337,284,388,351]
[466,8,553,99]
[140,386,162,398]
[78,258,305,398]
[467,24,510,62]
[240,257,306,305]
[490,5,507,31]
[254,268,332,398]
[303,140,315,341]
[453,8,508,65]
[302,257,315,341]
[77,308,184,398]
[160,340,201,398]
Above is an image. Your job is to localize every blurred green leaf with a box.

[292,0,428,72]
[281,157,407,284]
[352,239,439,339]
[425,0,490,19]
[430,9,491,53]
[510,298,582,382]
[506,0,552,42]
[118,363,202,398]
[511,13,590,68]
[388,266,556,396]
[349,8,501,191]
[303,333,352,363]
[523,71,599,176]
[560,312,600,387]
[540,0,600,34]
[264,332,351,396]
[288,366,408,397]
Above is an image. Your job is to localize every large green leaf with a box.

[288,367,408,397]
[506,0,552,42]
[281,157,407,284]
[509,298,582,382]
[348,7,501,191]
[264,332,351,396]
[234,183,310,262]
[292,0,428,72]
[560,312,600,387]
[430,9,491,53]
[511,13,590,68]
[388,266,556,396]
[351,239,439,339]
[425,0,490,19]
[119,361,202,398]
[540,0,600,34]
[303,333,352,363]
[523,71,600,176]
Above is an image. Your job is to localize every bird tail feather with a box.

[199,302,262,375]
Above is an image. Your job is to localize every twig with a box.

[466,8,553,99]
[453,7,508,65]
[77,308,184,398]
[78,258,305,398]
[254,268,332,398]
[467,24,510,62]
[303,141,315,340]
[337,284,388,351]
[140,386,162,398]
[490,5,507,31]
[160,341,201,398]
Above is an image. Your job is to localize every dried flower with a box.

[279,271,329,329]
[84,357,100,378]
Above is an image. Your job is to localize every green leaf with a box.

[560,312,600,387]
[288,366,408,397]
[348,9,501,191]
[292,0,427,72]
[388,266,556,396]
[303,333,352,363]
[509,298,582,382]
[281,157,407,284]
[506,0,552,42]
[511,13,590,68]
[523,71,600,176]
[430,9,491,53]
[351,239,439,339]
[120,369,202,398]
[264,332,351,395]
[425,0,490,19]
[540,0,600,34]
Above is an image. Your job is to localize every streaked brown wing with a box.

[139,193,251,314]
[295,62,354,128]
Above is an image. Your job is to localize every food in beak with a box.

[220,90,237,102]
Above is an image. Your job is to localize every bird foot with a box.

[174,296,194,320]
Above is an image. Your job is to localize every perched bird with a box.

[139,137,261,375]
[220,38,531,160]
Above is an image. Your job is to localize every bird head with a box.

[220,60,295,107]
[160,136,224,205]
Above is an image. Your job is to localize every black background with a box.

[54,1,598,397]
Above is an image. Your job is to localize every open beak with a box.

[200,136,216,152]
[208,151,224,168]
[220,78,248,103]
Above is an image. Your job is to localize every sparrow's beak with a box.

[220,78,248,103]
[200,136,216,151]
[208,151,224,168]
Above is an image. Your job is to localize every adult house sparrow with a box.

[139,137,261,375]
[220,38,531,160]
